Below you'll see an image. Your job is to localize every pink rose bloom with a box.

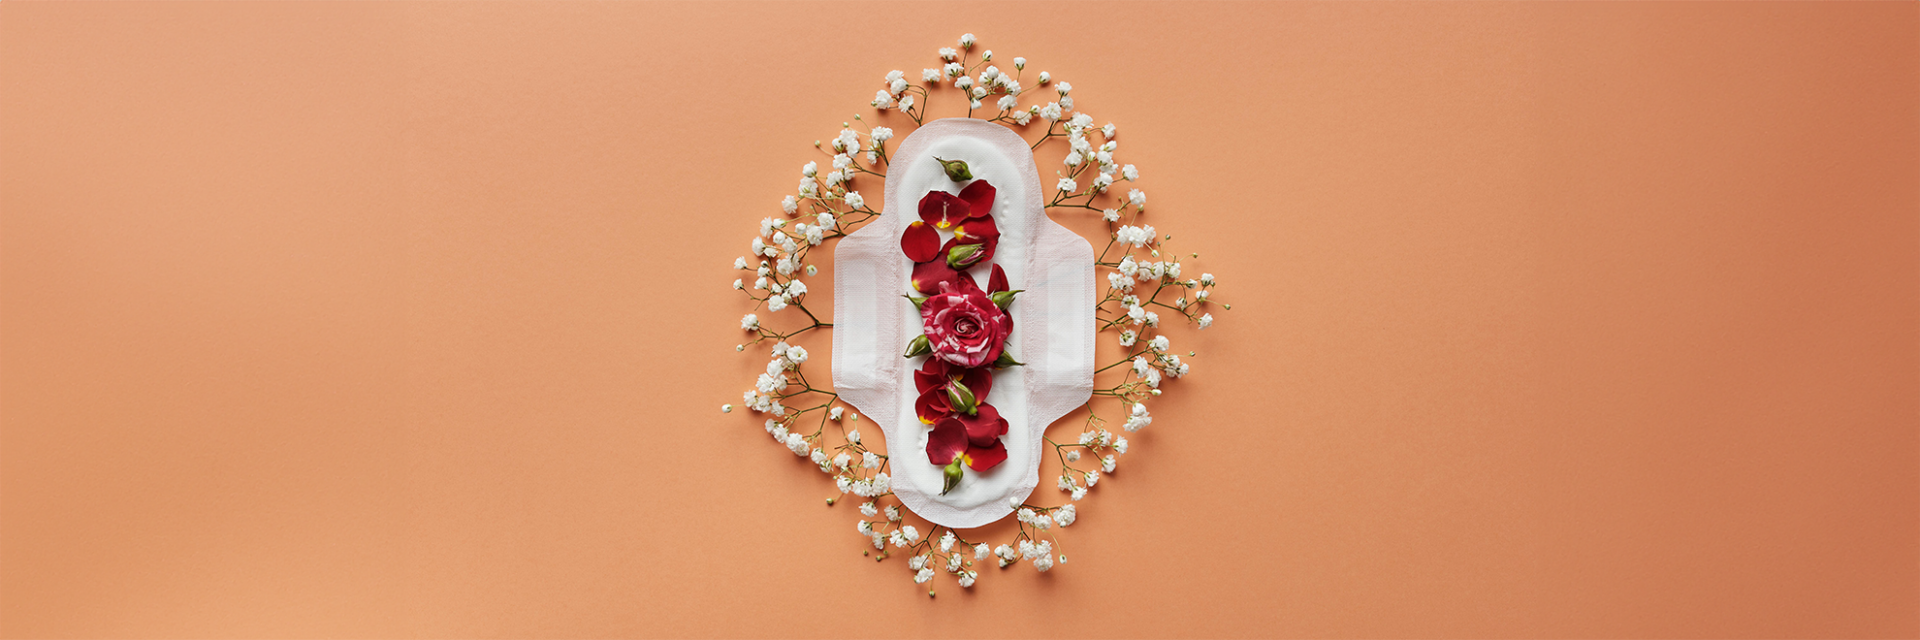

[920,278,1011,369]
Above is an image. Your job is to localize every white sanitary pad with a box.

[833,118,1094,529]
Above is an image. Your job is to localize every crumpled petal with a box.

[915,387,951,424]
[914,358,993,400]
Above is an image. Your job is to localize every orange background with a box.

[3,1,1917,637]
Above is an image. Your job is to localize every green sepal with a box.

[993,350,1024,369]
[904,293,927,309]
[904,335,931,358]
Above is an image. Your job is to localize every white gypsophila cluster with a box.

[726,33,1229,596]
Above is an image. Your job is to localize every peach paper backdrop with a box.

[2,2,1916,638]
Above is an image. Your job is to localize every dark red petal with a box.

[901,221,940,263]
[927,418,968,466]
[915,388,951,424]
[959,404,1006,447]
[958,366,993,401]
[964,438,1008,471]
[987,264,1008,293]
[910,260,960,295]
[976,333,1007,369]
[919,356,954,377]
[918,191,970,229]
[958,180,996,220]
[953,216,998,244]
[957,232,999,266]
[952,270,984,294]
[914,368,942,394]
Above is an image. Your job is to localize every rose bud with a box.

[932,156,973,181]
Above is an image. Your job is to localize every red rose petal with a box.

[955,215,999,243]
[933,268,984,297]
[958,403,1007,447]
[915,387,953,425]
[947,220,1000,266]
[958,365,993,401]
[910,260,961,295]
[963,438,1008,471]
[927,418,968,466]
[914,369,941,394]
[901,221,940,263]
[987,264,1008,294]
[958,180,996,220]
[918,191,970,229]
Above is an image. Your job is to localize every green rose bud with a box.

[946,377,977,416]
[947,243,985,269]
[941,457,965,495]
[988,289,1024,310]
[932,156,973,182]
[904,334,931,358]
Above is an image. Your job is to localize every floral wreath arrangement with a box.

[723,34,1227,595]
